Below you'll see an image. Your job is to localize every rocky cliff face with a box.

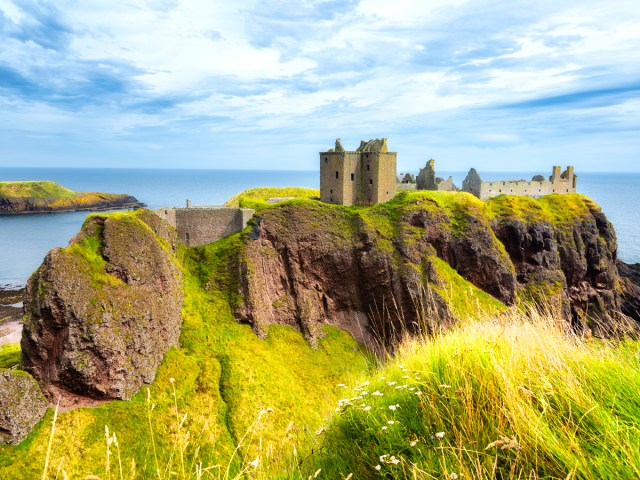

[21,210,183,404]
[236,193,637,347]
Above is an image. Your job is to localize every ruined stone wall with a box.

[320,152,345,205]
[376,152,397,204]
[478,176,576,200]
[155,207,255,246]
[320,150,396,206]
[397,183,417,191]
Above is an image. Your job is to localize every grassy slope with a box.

[0,210,371,479]
[307,310,640,479]
[0,181,75,200]
[1,189,635,479]
[0,180,133,211]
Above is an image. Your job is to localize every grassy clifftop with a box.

[0,180,142,213]
[0,180,75,200]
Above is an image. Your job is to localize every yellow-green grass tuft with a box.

[306,308,640,479]
[0,343,20,369]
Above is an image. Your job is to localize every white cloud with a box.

[1,0,640,170]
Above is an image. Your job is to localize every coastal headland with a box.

[0,180,144,214]
[1,187,640,477]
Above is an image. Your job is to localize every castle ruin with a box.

[462,166,576,200]
[155,205,255,247]
[416,159,458,192]
[320,138,397,206]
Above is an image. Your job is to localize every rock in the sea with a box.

[0,369,48,445]
[21,210,183,401]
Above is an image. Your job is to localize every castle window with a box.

[499,189,502,193]
[164,209,168,214]
[185,232,190,243]
[367,165,370,171]
[369,179,373,185]
[351,173,354,181]
[330,189,333,194]
[324,158,328,163]
[566,189,569,192]
[336,171,339,179]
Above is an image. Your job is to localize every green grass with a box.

[0,213,372,479]
[224,187,319,212]
[0,343,20,369]
[428,256,506,319]
[305,309,640,479]
[0,181,75,201]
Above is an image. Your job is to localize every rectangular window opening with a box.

[336,171,339,179]
[351,173,354,181]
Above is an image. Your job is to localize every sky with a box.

[1,0,639,172]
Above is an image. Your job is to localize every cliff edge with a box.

[229,190,638,348]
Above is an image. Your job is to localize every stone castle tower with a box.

[320,138,397,206]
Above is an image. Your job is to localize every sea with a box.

[1,168,639,289]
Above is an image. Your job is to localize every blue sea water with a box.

[0,168,638,288]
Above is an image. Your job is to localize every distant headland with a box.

[0,180,144,214]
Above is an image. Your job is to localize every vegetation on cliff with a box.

[0,180,143,213]
[1,188,638,478]
[308,309,640,479]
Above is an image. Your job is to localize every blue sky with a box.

[1,0,639,172]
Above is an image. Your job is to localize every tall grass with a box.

[304,306,640,479]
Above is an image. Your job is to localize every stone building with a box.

[155,206,255,246]
[462,166,577,200]
[320,138,397,206]
[416,159,458,192]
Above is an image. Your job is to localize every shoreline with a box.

[0,202,145,215]
[1,286,24,347]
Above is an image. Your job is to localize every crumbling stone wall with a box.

[156,207,255,246]
[463,166,577,200]
[416,159,458,192]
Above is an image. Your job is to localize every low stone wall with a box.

[155,207,255,246]
[396,183,417,191]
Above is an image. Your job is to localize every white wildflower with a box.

[337,383,346,388]
[388,404,399,411]
[381,426,388,431]
[372,391,384,396]
[435,432,445,439]
[374,465,381,471]
[387,381,397,386]
[388,420,395,425]
[248,457,259,468]
[410,440,418,447]
[450,473,459,480]
[363,406,371,411]
[439,384,452,389]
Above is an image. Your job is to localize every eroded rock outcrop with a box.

[235,193,637,347]
[21,210,183,403]
[0,369,48,445]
